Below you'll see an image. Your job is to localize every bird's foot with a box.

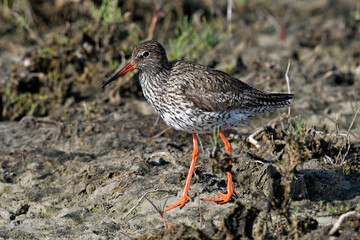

[164,194,192,213]
[203,189,235,204]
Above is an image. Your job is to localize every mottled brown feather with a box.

[104,40,294,133]
[168,60,293,112]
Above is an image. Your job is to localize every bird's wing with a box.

[174,61,291,112]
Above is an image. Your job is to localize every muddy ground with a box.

[0,0,360,239]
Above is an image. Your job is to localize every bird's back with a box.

[168,60,293,113]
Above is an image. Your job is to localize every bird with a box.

[101,40,294,213]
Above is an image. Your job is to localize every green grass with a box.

[353,3,360,20]
[4,87,12,97]
[38,47,57,57]
[90,0,123,25]
[3,0,8,8]
[109,58,118,72]
[283,116,306,139]
[235,0,247,7]
[169,15,228,63]
[209,125,220,149]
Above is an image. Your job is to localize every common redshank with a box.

[101,40,294,213]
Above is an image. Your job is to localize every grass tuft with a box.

[169,15,228,62]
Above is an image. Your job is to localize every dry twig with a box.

[144,196,167,228]
[248,113,289,148]
[122,189,175,220]
[248,128,263,148]
[226,0,233,32]
[150,115,161,134]
[285,59,292,116]
[345,107,360,138]
[148,0,166,39]
[329,211,360,235]
[335,107,360,164]
[150,126,172,139]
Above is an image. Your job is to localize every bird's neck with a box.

[138,66,169,114]
[139,65,168,86]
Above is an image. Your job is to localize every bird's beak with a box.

[101,62,137,88]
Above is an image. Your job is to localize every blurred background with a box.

[0,0,358,136]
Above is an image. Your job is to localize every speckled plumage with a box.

[127,40,293,133]
[101,40,295,212]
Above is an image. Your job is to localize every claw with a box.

[202,131,236,205]
[202,190,234,204]
[164,195,192,212]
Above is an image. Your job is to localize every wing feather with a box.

[172,61,293,112]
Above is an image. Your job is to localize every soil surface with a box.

[0,0,360,239]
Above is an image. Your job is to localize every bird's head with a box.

[101,40,168,88]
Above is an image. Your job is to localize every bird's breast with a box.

[139,72,168,114]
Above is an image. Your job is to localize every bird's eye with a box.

[142,51,150,58]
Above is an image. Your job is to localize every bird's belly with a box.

[141,81,254,133]
[160,108,254,134]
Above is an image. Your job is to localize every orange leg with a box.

[203,131,235,204]
[164,133,199,213]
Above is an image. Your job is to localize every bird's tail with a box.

[249,92,294,113]
[263,92,294,107]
